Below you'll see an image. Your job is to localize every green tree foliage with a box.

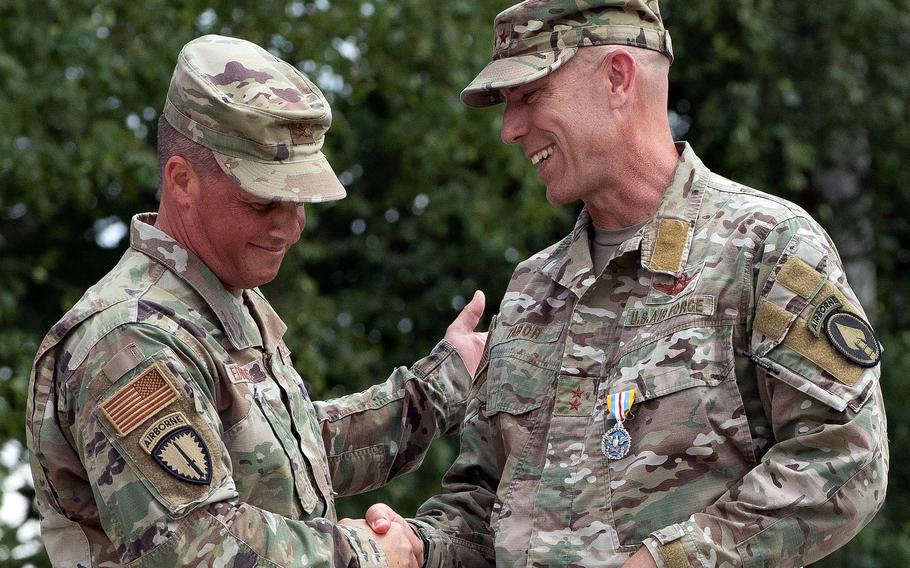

[1,1,907,565]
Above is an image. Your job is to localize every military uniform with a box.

[27,35,473,567]
[26,214,469,566]
[412,144,888,567]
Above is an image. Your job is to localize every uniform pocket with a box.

[604,324,755,546]
[252,383,320,514]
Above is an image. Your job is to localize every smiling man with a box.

[26,35,485,568]
[358,1,888,567]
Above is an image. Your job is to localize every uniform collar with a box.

[129,213,267,350]
[638,142,709,276]
[539,142,709,293]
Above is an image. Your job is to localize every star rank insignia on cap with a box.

[494,23,512,49]
[824,310,881,368]
[149,425,213,485]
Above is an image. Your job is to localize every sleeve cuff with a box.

[410,340,472,435]
[336,524,388,568]
[407,519,442,568]
[643,523,690,568]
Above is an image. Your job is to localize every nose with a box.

[501,100,527,145]
[271,202,306,243]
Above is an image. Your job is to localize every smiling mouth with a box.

[252,243,285,254]
[530,145,555,165]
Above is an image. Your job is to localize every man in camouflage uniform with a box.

[26,35,485,567]
[362,1,889,566]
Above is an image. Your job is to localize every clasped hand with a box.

[340,503,422,568]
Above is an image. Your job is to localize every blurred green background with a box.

[2,0,909,565]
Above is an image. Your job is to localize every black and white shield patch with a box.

[824,310,881,368]
[151,426,213,485]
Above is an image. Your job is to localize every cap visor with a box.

[213,151,347,203]
[460,48,578,108]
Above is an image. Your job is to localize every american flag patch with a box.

[101,364,178,436]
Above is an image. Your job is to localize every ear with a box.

[162,155,201,207]
[601,49,636,109]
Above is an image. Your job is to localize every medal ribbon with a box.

[606,389,636,423]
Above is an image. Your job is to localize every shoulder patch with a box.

[150,426,213,485]
[101,363,178,436]
[824,311,881,368]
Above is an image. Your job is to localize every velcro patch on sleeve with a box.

[776,256,824,299]
[783,318,864,386]
[96,359,225,513]
[101,363,177,436]
[754,299,793,343]
[650,218,691,273]
[659,540,689,568]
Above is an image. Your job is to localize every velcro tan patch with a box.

[659,540,688,568]
[101,363,178,436]
[754,299,793,342]
[650,218,691,273]
[783,318,864,386]
[777,257,823,299]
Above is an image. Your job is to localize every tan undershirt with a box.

[591,222,646,276]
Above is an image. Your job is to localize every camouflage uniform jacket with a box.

[26,213,471,567]
[413,143,888,567]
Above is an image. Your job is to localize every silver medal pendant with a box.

[601,422,632,460]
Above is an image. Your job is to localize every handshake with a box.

[341,503,425,568]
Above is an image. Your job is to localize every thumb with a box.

[365,503,394,534]
[451,290,485,332]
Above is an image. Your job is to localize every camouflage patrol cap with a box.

[461,0,673,108]
[164,35,345,203]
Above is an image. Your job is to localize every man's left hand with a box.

[444,290,487,375]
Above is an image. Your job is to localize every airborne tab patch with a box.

[151,426,213,485]
[808,295,843,337]
[824,311,881,368]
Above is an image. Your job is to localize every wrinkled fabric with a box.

[413,143,887,568]
[27,213,471,567]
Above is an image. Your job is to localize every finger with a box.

[450,290,485,332]
[365,503,395,534]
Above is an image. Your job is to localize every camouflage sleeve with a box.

[643,217,888,567]
[315,340,472,496]
[67,324,387,567]
[408,353,498,567]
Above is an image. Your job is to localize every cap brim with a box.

[460,48,578,108]
[213,151,347,203]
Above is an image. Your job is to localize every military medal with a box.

[602,389,636,460]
